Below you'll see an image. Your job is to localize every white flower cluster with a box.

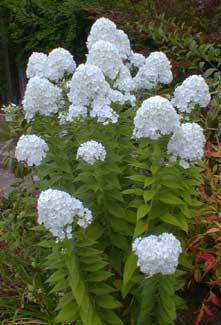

[134,51,173,90]
[133,96,180,140]
[167,122,206,168]
[76,140,106,165]
[128,51,146,68]
[15,134,49,166]
[64,64,119,125]
[86,40,123,80]
[171,75,211,113]
[37,189,93,240]
[47,48,76,82]
[26,52,48,79]
[26,48,76,81]
[114,65,135,93]
[132,233,182,276]
[87,17,131,59]
[22,76,62,121]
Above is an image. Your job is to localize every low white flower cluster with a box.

[171,75,211,113]
[167,122,206,168]
[77,140,106,165]
[15,134,49,166]
[132,233,182,276]
[87,17,131,60]
[133,96,180,140]
[26,48,76,82]
[37,189,93,240]
[22,76,62,121]
[134,52,173,90]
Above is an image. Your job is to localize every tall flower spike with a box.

[15,134,49,166]
[167,122,206,169]
[37,189,93,241]
[134,51,173,90]
[87,17,131,59]
[132,233,182,276]
[171,75,211,113]
[133,96,180,140]
[22,77,62,121]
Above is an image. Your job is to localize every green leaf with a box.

[159,193,184,205]
[122,188,143,196]
[109,203,126,219]
[137,204,151,220]
[134,219,148,237]
[55,301,79,322]
[160,213,188,232]
[143,190,154,203]
[126,175,146,183]
[123,253,137,286]
[144,177,154,188]
[84,261,108,272]
[89,284,116,295]
[47,270,67,284]
[102,310,124,325]
[87,271,113,282]
[96,295,121,309]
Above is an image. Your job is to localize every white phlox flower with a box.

[133,96,180,140]
[134,51,173,90]
[87,17,131,59]
[46,47,76,82]
[26,52,48,79]
[132,233,182,276]
[171,75,211,113]
[76,140,106,165]
[22,77,62,121]
[66,64,119,125]
[129,51,146,68]
[37,189,93,240]
[15,134,49,166]
[86,40,123,80]
[114,65,135,93]
[167,122,206,169]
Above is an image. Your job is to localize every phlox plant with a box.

[12,17,211,324]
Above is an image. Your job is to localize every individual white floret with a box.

[132,233,182,276]
[87,40,123,80]
[46,48,76,82]
[15,134,48,166]
[22,77,62,121]
[129,51,146,68]
[167,122,206,168]
[171,75,211,113]
[87,17,131,59]
[134,51,173,90]
[37,189,93,240]
[26,52,48,79]
[76,140,106,165]
[133,96,180,140]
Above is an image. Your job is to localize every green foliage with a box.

[0,190,57,323]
